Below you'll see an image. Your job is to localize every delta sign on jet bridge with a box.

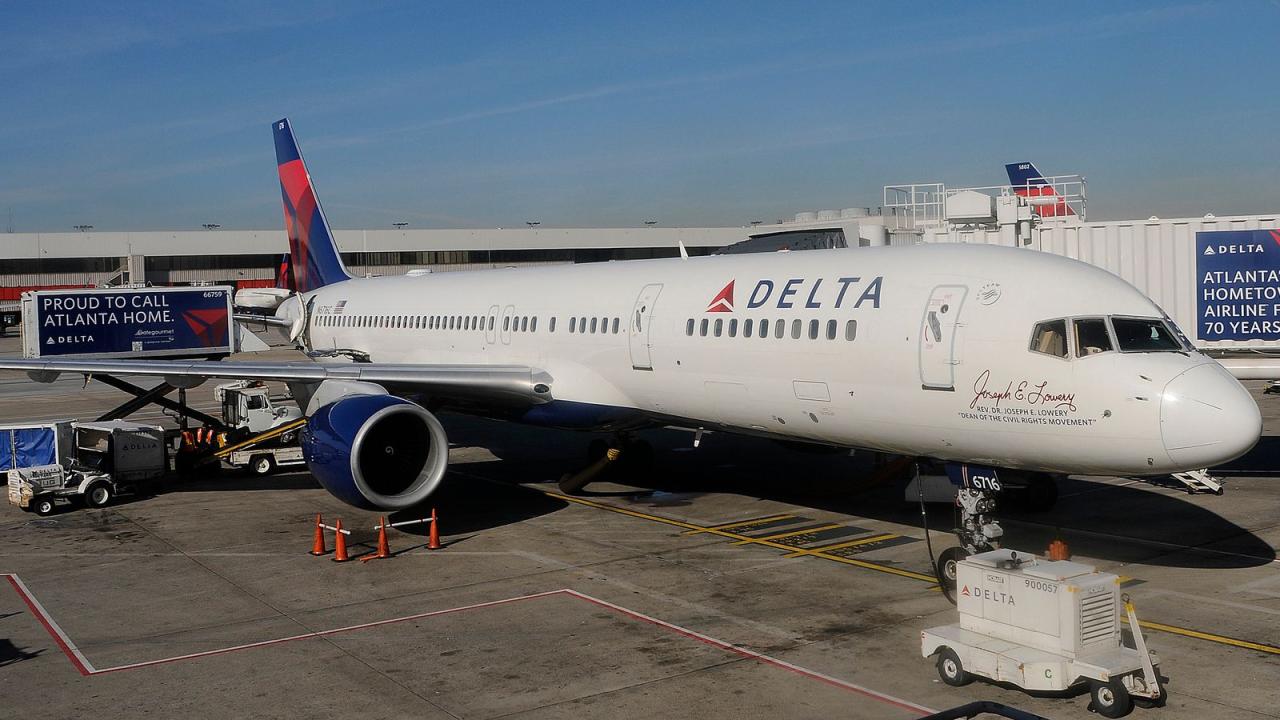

[1197,229,1280,341]
[0,119,1260,513]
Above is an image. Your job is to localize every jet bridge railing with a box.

[884,175,1087,229]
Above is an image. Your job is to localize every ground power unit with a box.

[921,549,1163,718]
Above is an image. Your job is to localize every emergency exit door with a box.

[629,283,663,370]
[918,285,967,391]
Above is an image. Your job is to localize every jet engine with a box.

[302,394,449,509]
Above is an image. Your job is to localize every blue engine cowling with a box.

[301,394,449,510]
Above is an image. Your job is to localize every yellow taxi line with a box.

[782,533,899,558]
[731,523,845,545]
[542,489,1280,654]
[681,514,795,535]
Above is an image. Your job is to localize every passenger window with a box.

[774,319,784,338]
[612,318,619,334]
[580,316,587,332]
[845,320,857,341]
[522,317,529,332]
[1074,318,1112,356]
[714,319,723,337]
[744,319,753,338]
[809,319,819,340]
[503,316,510,331]
[700,318,709,337]
[728,319,738,337]
[686,319,695,336]
[531,317,538,332]
[826,319,837,340]
[590,317,598,334]
[1030,319,1068,358]
[569,317,576,333]
[549,317,556,332]
[791,319,802,339]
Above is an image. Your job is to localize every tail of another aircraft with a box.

[274,118,352,292]
[1005,161,1074,218]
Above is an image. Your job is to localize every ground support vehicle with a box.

[922,549,1164,718]
[7,421,166,515]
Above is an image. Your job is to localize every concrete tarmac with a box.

[0,334,1277,719]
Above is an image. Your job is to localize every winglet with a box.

[274,118,352,293]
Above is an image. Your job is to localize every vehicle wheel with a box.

[1090,678,1134,718]
[249,455,276,476]
[85,482,112,508]
[33,497,56,516]
[937,547,968,603]
[936,647,972,687]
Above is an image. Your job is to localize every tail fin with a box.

[274,118,352,292]
[1004,161,1074,217]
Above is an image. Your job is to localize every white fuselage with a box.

[299,244,1260,476]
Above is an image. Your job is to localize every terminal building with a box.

[3,172,1278,352]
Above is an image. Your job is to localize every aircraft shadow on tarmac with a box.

[439,414,1276,570]
[0,638,42,668]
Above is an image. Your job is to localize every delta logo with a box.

[959,585,1016,606]
[704,276,884,313]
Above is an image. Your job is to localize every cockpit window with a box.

[1111,317,1182,352]
[1030,319,1068,358]
[1074,318,1112,357]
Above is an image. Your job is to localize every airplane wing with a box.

[0,358,553,407]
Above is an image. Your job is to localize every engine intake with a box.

[302,394,448,509]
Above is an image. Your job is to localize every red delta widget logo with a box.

[959,585,1017,606]
[705,276,884,313]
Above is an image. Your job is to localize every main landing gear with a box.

[558,434,653,494]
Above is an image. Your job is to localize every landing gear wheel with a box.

[1090,678,1134,718]
[935,647,972,687]
[937,547,968,604]
[33,497,56,516]
[85,482,112,509]
[249,454,276,476]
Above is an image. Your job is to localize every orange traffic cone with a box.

[362,517,391,562]
[309,514,327,556]
[332,519,349,562]
[427,507,441,550]
[1047,539,1070,561]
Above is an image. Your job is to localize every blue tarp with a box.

[0,427,57,470]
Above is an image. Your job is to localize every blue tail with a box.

[1005,161,1048,186]
[273,118,352,293]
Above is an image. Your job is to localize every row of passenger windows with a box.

[313,313,623,335]
[685,317,858,342]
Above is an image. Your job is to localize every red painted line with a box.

[92,589,567,675]
[2,576,932,714]
[5,574,93,676]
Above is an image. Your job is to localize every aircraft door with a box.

[485,304,499,344]
[918,285,968,391]
[629,283,663,371]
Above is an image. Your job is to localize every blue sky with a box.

[2,1,1277,231]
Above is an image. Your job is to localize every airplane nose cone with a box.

[1161,362,1261,469]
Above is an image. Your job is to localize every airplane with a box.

[1005,161,1075,218]
[0,120,1261,524]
